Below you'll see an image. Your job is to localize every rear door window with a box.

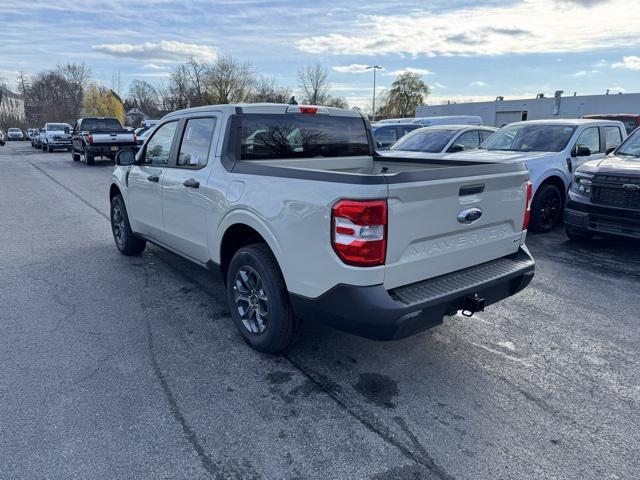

[454,130,481,150]
[603,126,623,150]
[177,118,216,168]
[241,114,369,160]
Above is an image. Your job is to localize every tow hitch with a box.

[461,294,485,317]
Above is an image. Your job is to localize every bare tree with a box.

[168,64,193,110]
[58,62,91,120]
[249,76,291,103]
[324,96,349,109]
[206,54,255,104]
[185,57,209,106]
[297,63,330,105]
[110,70,123,99]
[127,79,160,116]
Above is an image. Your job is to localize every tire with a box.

[227,244,301,353]
[42,143,48,152]
[565,226,592,242]
[72,150,80,161]
[110,194,146,256]
[85,150,95,165]
[529,183,563,233]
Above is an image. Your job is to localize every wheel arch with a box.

[536,174,567,206]
[109,183,122,200]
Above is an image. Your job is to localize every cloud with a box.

[469,81,489,87]
[554,0,610,6]
[93,40,216,62]
[611,56,640,70]
[296,0,640,57]
[383,67,433,77]
[332,64,372,73]
[432,83,447,89]
[607,86,626,93]
[143,63,170,70]
[569,69,600,77]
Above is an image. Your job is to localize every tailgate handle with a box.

[459,184,485,196]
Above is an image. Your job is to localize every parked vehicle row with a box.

[71,117,137,165]
[108,103,535,353]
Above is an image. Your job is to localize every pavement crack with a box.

[283,354,456,480]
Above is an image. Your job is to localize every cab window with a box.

[575,127,600,155]
[142,121,178,165]
[177,118,216,168]
[454,130,480,150]
[603,126,622,151]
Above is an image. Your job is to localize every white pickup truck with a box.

[109,103,535,353]
[445,119,627,232]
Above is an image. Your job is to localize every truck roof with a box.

[507,118,623,126]
[163,103,363,120]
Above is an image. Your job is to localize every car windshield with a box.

[48,124,69,132]
[389,128,457,153]
[482,124,577,152]
[8,128,20,133]
[614,130,640,159]
[82,118,123,131]
[240,114,369,160]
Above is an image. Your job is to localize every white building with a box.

[0,86,26,121]
[417,91,640,127]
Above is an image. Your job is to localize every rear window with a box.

[81,118,123,131]
[390,128,457,153]
[240,114,369,160]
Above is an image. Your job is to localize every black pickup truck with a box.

[565,127,640,240]
[71,117,137,165]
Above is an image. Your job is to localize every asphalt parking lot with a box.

[1,141,639,480]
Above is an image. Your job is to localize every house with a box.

[125,107,149,127]
[0,86,26,121]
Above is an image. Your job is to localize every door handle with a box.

[147,174,160,182]
[183,178,200,189]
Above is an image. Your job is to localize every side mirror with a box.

[574,145,591,157]
[605,145,617,155]
[448,144,465,153]
[116,149,136,166]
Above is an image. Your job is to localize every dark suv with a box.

[565,128,640,240]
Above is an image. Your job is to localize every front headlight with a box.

[571,173,593,195]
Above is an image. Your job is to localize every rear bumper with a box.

[565,200,640,239]
[290,247,535,341]
[86,144,133,154]
[48,141,72,148]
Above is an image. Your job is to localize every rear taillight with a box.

[332,199,387,267]
[522,181,533,230]
[87,134,93,145]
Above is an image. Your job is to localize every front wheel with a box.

[72,150,80,161]
[110,195,146,255]
[529,183,563,233]
[227,244,301,353]
[85,150,95,165]
[42,144,48,152]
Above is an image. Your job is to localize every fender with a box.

[530,168,571,194]
[214,208,289,282]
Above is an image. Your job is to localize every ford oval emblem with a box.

[622,183,640,192]
[457,207,483,224]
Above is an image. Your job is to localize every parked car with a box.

[26,128,37,140]
[372,123,421,149]
[383,125,497,158]
[445,119,627,232]
[7,128,24,141]
[41,123,73,152]
[584,114,640,135]
[71,117,137,165]
[108,103,534,353]
[32,128,44,148]
[411,115,483,127]
[373,117,416,124]
[565,127,640,241]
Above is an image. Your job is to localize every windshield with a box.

[482,124,577,152]
[240,114,369,160]
[615,130,640,159]
[47,124,69,132]
[390,128,457,153]
[81,118,123,131]
[8,128,20,133]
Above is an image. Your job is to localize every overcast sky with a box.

[1,0,639,109]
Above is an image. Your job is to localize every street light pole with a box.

[366,65,382,121]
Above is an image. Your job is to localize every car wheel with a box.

[85,151,95,165]
[227,244,301,353]
[72,151,80,161]
[42,144,48,152]
[529,183,563,233]
[565,226,592,242]
[110,195,146,255]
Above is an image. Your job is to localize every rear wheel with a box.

[42,143,48,152]
[529,183,563,233]
[72,150,80,161]
[85,150,95,165]
[227,244,300,353]
[110,195,146,255]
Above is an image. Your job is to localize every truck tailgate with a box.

[91,132,135,145]
[384,168,529,290]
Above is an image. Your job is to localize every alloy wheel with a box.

[233,266,269,334]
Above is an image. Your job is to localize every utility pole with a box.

[366,65,382,121]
